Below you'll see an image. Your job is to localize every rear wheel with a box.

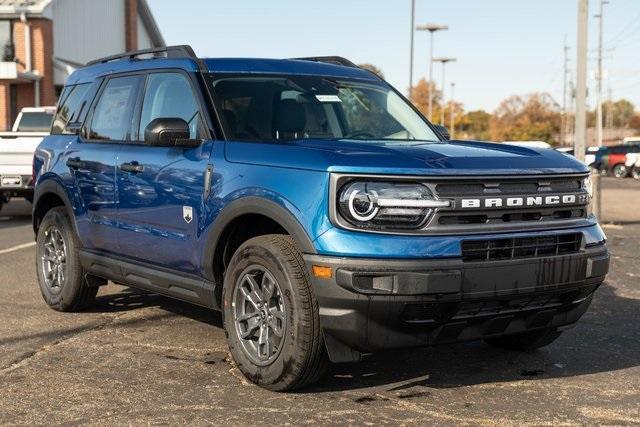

[484,328,562,351]
[613,164,628,178]
[222,234,327,391]
[36,206,98,311]
[632,168,640,181]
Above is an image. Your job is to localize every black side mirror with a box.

[434,125,450,141]
[144,117,199,147]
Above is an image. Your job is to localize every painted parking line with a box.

[0,242,36,255]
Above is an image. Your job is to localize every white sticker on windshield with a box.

[315,94,342,103]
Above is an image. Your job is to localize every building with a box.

[0,0,165,130]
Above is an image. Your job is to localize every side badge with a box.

[183,206,193,224]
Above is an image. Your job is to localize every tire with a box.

[36,206,98,311]
[484,328,562,351]
[632,168,640,181]
[222,234,328,391]
[612,164,628,178]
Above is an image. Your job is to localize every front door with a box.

[115,71,212,275]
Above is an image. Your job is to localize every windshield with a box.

[16,112,54,132]
[209,75,440,143]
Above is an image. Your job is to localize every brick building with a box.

[0,0,164,130]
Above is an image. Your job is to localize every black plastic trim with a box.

[79,249,218,309]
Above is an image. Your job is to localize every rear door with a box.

[61,77,143,252]
[115,70,212,274]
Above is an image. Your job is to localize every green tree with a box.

[459,110,491,140]
[489,93,561,144]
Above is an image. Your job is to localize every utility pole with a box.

[434,56,456,125]
[450,82,455,138]
[595,0,609,148]
[575,0,588,163]
[561,36,570,146]
[416,24,449,119]
[409,0,415,100]
[605,86,613,128]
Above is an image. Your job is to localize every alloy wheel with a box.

[232,265,287,366]
[40,226,67,292]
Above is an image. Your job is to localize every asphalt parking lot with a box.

[1,178,639,424]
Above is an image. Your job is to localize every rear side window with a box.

[51,83,91,134]
[16,112,54,132]
[89,76,143,141]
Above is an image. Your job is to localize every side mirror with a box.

[434,125,450,141]
[144,117,199,148]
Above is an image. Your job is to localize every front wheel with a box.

[222,235,327,391]
[484,328,562,351]
[613,164,628,178]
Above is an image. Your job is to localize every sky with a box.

[147,0,640,113]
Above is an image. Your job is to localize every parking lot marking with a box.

[0,242,35,255]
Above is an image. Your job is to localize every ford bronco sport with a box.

[33,46,609,391]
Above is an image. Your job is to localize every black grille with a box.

[461,233,582,262]
[434,177,583,197]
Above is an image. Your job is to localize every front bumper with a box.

[304,245,609,362]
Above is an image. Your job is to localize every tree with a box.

[358,63,385,79]
[489,93,561,144]
[409,78,442,122]
[603,99,635,128]
[459,110,491,140]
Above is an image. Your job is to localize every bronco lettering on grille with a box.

[460,194,585,209]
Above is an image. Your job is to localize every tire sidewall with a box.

[36,207,83,309]
[222,238,310,389]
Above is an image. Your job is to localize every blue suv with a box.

[33,46,609,390]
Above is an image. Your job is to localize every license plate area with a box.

[1,175,22,187]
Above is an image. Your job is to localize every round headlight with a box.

[337,181,449,230]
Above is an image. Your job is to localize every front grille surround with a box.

[329,173,593,236]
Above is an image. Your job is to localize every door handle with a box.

[66,157,85,169]
[119,162,144,173]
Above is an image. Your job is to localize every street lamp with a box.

[416,24,448,119]
[450,82,456,138]
[433,56,456,125]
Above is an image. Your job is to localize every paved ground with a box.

[0,178,639,424]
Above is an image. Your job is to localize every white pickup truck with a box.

[0,107,55,211]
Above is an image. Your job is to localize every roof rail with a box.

[294,56,359,68]
[86,44,207,71]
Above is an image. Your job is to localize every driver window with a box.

[138,72,204,140]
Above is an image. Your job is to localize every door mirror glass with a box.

[144,117,198,147]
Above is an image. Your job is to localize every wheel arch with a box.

[203,196,316,284]
[32,178,76,237]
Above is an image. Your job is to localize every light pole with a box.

[595,0,609,147]
[434,56,456,125]
[409,0,416,100]
[416,24,448,119]
[450,82,456,138]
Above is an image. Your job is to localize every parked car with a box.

[555,146,599,167]
[0,107,55,211]
[592,144,640,177]
[622,136,640,145]
[503,140,552,149]
[32,46,609,390]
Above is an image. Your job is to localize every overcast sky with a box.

[148,0,640,113]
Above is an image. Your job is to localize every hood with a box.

[226,139,589,176]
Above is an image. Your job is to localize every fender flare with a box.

[202,196,316,281]
[32,178,77,235]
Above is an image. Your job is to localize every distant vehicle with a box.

[593,144,640,177]
[626,153,640,180]
[555,146,599,166]
[503,140,552,149]
[0,107,55,211]
[622,136,640,145]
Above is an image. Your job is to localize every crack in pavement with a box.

[0,312,128,374]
